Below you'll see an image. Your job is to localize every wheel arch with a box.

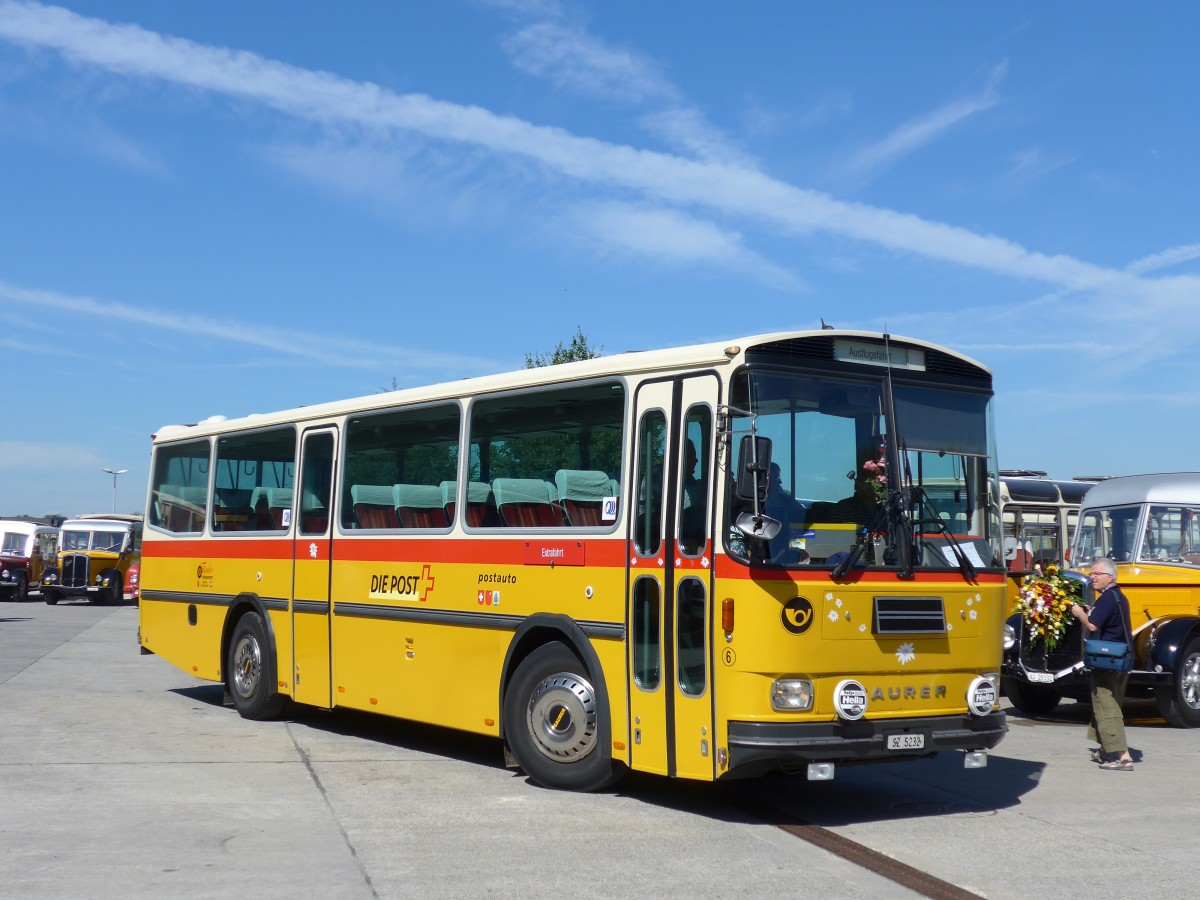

[498,613,612,756]
[220,593,282,700]
[1146,616,1200,673]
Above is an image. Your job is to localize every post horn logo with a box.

[781,596,814,634]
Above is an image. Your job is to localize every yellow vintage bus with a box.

[1003,473,1200,727]
[138,330,1007,790]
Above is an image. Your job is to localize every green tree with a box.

[524,327,603,368]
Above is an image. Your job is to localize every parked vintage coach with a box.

[1003,473,1200,726]
[139,330,1008,791]
[999,471,1097,613]
[0,520,58,601]
[41,514,142,605]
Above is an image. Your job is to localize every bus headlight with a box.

[771,679,813,711]
[1003,622,1016,651]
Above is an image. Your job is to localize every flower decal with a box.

[896,642,916,665]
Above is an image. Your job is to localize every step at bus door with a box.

[292,427,336,708]
[628,375,717,780]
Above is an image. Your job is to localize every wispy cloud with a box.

[576,202,803,290]
[838,61,1008,182]
[503,21,676,104]
[0,279,484,373]
[0,440,102,470]
[1,2,1198,371]
[1001,146,1074,189]
[1126,242,1200,275]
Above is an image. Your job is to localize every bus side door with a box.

[292,428,337,708]
[628,375,717,780]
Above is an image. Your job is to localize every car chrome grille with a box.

[61,553,91,588]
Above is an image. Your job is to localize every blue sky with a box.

[2,1,1198,517]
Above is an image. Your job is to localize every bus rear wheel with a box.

[1156,636,1200,728]
[227,611,286,721]
[504,643,619,792]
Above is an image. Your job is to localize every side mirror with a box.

[735,435,772,502]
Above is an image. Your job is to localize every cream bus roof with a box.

[153,329,990,443]
[1079,473,1200,509]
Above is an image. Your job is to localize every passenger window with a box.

[468,382,624,530]
[342,404,460,531]
[215,428,297,532]
[634,410,666,556]
[149,439,210,534]
[631,577,661,690]
[300,432,334,535]
[677,577,707,696]
[678,407,711,556]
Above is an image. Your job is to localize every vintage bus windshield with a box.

[727,368,1001,569]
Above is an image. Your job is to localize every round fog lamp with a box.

[967,676,998,717]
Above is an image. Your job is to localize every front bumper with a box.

[726,711,1007,777]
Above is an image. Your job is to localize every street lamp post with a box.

[103,467,128,514]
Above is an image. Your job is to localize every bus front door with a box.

[292,428,336,708]
[628,376,716,780]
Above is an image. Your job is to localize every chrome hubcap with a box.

[1181,652,1200,710]
[527,671,598,763]
[232,633,262,700]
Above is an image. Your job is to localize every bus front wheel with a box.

[1156,636,1200,728]
[504,643,619,792]
[227,611,286,721]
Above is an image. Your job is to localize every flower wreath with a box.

[1015,564,1083,651]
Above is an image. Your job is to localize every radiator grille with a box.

[61,554,90,588]
[873,596,946,634]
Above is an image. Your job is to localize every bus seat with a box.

[350,484,399,529]
[460,481,499,527]
[492,478,565,527]
[555,469,616,526]
[1009,548,1034,572]
[266,488,293,529]
[393,484,449,529]
[213,487,253,531]
[439,481,458,522]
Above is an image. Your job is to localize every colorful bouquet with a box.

[861,446,887,503]
[1015,564,1083,651]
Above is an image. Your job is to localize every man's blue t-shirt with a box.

[1090,585,1131,643]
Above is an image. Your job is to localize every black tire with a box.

[109,575,123,605]
[1155,635,1200,728]
[503,643,620,791]
[227,611,287,720]
[1002,676,1062,716]
[45,590,59,606]
[15,574,29,602]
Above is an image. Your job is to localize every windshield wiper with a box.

[911,486,977,582]
[831,490,906,579]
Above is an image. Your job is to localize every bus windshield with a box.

[727,368,1001,570]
